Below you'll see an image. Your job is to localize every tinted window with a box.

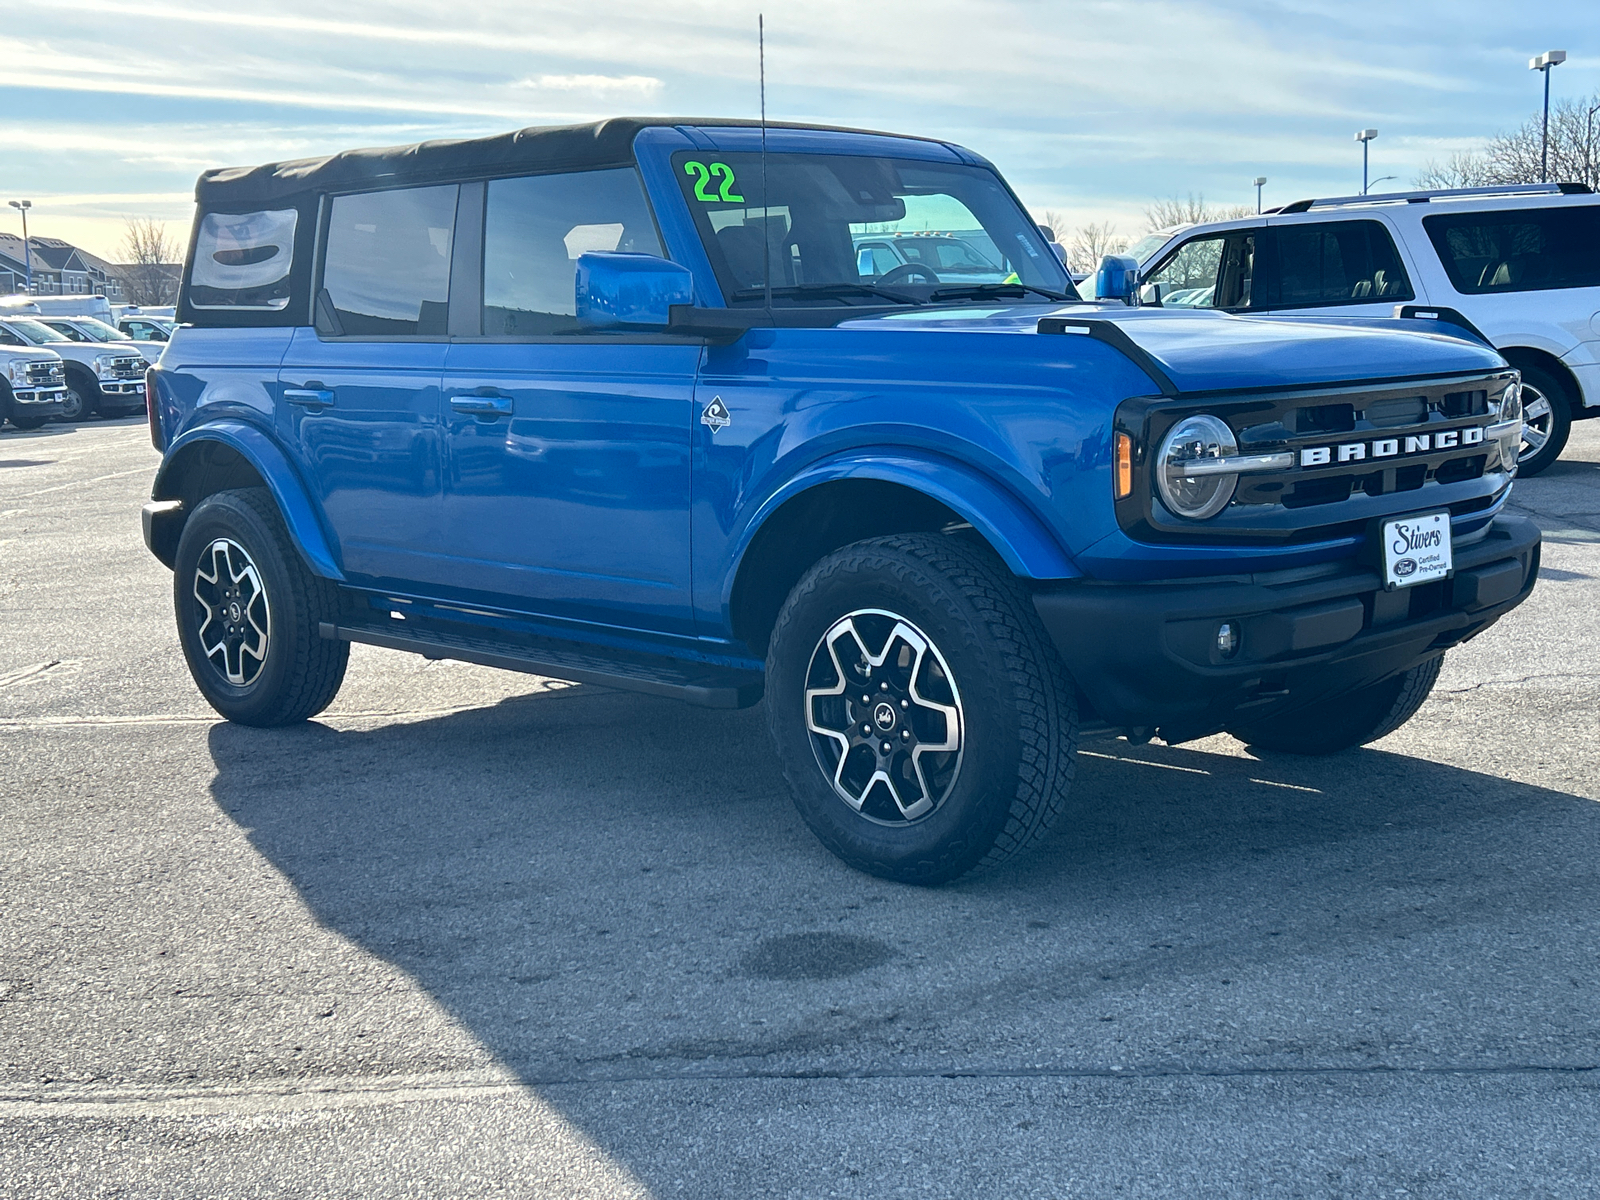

[189,209,298,310]
[1261,220,1413,307]
[43,322,91,342]
[1424,205,1600,294]
[323,185,458,336]
[481,169,662,336]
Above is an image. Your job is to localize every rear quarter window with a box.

[188,209,299,310]
[1423,205,1600,294]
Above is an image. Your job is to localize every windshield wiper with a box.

[927,283,1074,303]
[731,283,925,306]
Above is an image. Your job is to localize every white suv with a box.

[1133,182,1600,475]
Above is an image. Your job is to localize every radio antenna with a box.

[760,13,771,314]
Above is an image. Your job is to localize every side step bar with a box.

[319,620,764,710]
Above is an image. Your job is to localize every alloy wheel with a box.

[1519,383,1553,465]
[803,608,964,824]
[192,537,271,686]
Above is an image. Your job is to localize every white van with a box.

[1133,182,1600,475]
[0,293,116,326]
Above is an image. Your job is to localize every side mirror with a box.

[575,252,694,331]
[856,247,875,278]
[1138,282,1164,307]
[1094,254,1140,305]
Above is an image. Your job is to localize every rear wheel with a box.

[1514,364,1573,477]
[766,533,1077,885]
[173,488,348,726]
[1228,654,1444,755]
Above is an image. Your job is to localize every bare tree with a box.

[1143,194,1254,233]
[1035,208,1073,243]
[1065,221,1131,274]
[1414,152,1498,190]
[1414,92,1600,192]
[120,217,180,305]
[1033,209,1132,274]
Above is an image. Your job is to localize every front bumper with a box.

[97,379,147,411]
[1034,514,1541,743]
[10,384,67,415]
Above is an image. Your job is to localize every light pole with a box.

[7,200,32,293]
[1529,50,1567,182]
[1355,129,1378,193]
[1253,176,1267,213]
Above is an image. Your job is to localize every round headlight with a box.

[1156,414,1239,520]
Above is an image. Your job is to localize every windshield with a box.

[675,151,1076,306]
[1126,232,1176,265]
[59,317,131,342]
[2,319,69,343]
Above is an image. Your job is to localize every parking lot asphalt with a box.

[2,415,1598,1198]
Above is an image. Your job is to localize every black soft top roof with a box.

[194,116,932,208]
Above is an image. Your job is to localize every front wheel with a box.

[56,382,89,422]
[766,534,1078,885]
[173,488,349,726]
[1228,654,1444,755]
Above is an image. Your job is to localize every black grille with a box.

[1114,370,1517,544]
[25,362,64,384]
[110,357,144,379]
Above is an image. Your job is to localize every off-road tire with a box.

[1229,653,1444,755]
[1513,363,1573,478]
[767,533,1077,885]
[173,487,348,726]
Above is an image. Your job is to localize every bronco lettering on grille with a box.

[1299,426,1484,467]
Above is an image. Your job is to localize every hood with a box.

[844,303,1507,394]
[2,347,64,363]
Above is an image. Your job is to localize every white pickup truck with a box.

[0,316,146,421]
[0,331,67,430]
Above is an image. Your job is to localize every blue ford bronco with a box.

[143,118,1540,883]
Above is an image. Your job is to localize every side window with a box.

[1262,220,1413,307]
[45,322,88,342]
[481,168,662,336]
[857,244,902,276]
[1423,206,1600,294]
[322,185,458,336]
[189,209,298,310]
[1145,236,1226,308]
[0,328,20,346]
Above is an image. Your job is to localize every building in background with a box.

[0,234,127,300]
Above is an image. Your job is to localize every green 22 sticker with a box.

[683,160,744,203]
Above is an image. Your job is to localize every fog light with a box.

[1216,621,1240,659]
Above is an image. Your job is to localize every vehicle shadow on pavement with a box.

[205,684,1600,1182]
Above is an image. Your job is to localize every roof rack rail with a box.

[1270,181,1592,215]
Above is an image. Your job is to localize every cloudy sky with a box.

[3,0,1594,261]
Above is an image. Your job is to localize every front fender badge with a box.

[701,395,731,433]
